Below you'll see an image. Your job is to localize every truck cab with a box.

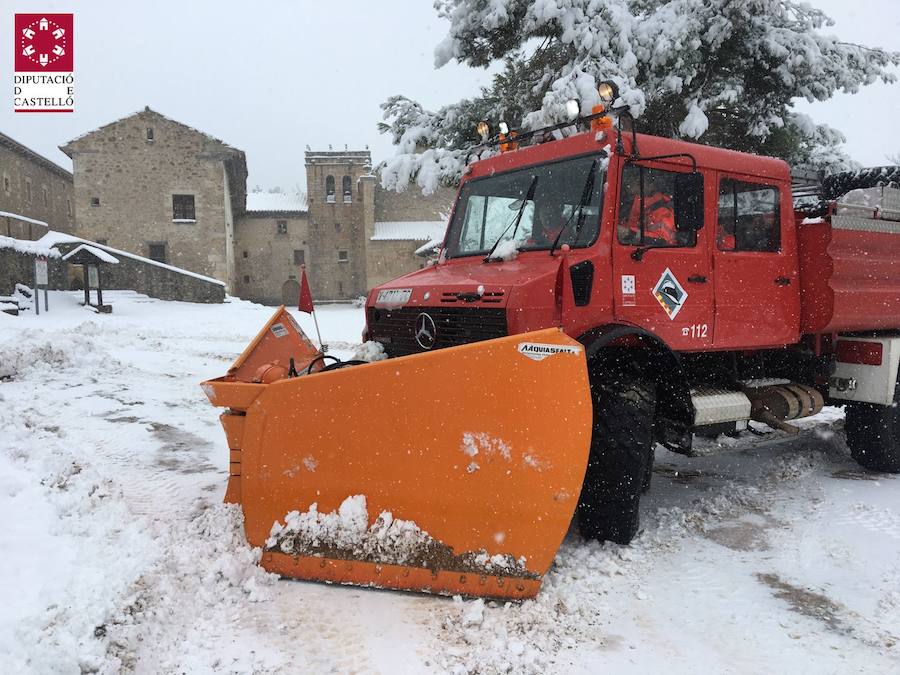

[366,128,799,362]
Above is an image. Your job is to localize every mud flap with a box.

[204,320,591,599]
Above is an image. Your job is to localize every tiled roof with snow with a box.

[371,221,446,242]
[62,244,120,264]
[245,192,308,213]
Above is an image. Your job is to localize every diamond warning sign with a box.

[652,268,687,320]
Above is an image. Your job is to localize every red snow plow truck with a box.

[204,89,900,600]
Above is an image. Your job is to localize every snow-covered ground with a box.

[1,291,898,674]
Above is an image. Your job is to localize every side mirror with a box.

[674,172,704,231]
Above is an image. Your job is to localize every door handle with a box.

[775,277,791,286]
[687,275,707,284]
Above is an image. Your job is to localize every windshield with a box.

[445,155,604,258]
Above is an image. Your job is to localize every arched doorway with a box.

[281,279,300,306]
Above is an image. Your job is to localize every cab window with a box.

[617,165,698,248]
[717,179,780,252]
[446,155,603,258]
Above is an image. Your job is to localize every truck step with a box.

[691,387,752,427]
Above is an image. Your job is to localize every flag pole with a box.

[311,305,325,352]
[299,265,325,351]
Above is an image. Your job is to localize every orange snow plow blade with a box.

[202,308,592,599]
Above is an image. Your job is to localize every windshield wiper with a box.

[483,175,539,262]
[549,159,598,256]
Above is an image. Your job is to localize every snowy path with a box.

[1,292,898,673]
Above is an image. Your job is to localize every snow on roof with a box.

[371,220,446,242]
[245,192,308,213]
[62,244,120,264]
[0,210,49,227]
[38,231,225,286]
[0,234,61,258]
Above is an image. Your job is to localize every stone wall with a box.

[2,214,49,241]
[365,240,427,291]
[234,213,310,304]
[61,109,241,287]
[55,242,225,303]
[0,247,66,296]
[363,183,454,291]
[373,183,455,222]
[0,134,75,234]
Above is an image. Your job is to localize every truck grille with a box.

[367,306,507,357]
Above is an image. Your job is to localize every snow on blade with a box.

[266,495,533,578]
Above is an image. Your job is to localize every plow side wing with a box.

[209,326,592,599]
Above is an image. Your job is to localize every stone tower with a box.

[303,149,374,301]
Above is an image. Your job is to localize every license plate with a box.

[376,288,412,306]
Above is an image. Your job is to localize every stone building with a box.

[59,107,247,285]
[0,130,75,239]
[236,191,310,305]
[61,108,453,303]
[234,149,452,304]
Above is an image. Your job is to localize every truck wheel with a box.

[578,365,656,544]
[845,378,900,473]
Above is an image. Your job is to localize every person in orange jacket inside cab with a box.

[529,200,568,247]
[621,172,677,246]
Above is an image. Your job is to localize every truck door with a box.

[712,174,800,348]
[611,160,715,349]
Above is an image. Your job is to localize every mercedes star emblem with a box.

[415,312,437,350]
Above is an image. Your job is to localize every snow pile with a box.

[0,323,114,381]
[267,495,434,565]
[0,397,154,673]
[351,340,388,362]
[99,502,275,672]
[267,495,532,578]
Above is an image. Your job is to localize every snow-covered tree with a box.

[380,0,899,193]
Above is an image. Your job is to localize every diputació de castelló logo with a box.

[14,13,75,112]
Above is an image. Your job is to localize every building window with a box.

[2,174,10,194]
[242,250,248,258]
[66,198,72,217]
[24,179,32,203]
[91,197,100,207]
[339,281,344,295]
[293,249,305,265]
[172,194,196,221]
[325,175,335,203]
[42,186,50,206]
[276,220,288,234]
[146,127,154,142]
[334,222,342,233]
[338,250,349,263]
[148,242,167,263]
[342,176,352,203]
[243,275,250,284]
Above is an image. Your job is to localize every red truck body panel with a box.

[799,216,900,334]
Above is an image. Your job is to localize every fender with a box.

[576,323,694,454]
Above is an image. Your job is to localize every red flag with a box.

[298,266,314,314]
